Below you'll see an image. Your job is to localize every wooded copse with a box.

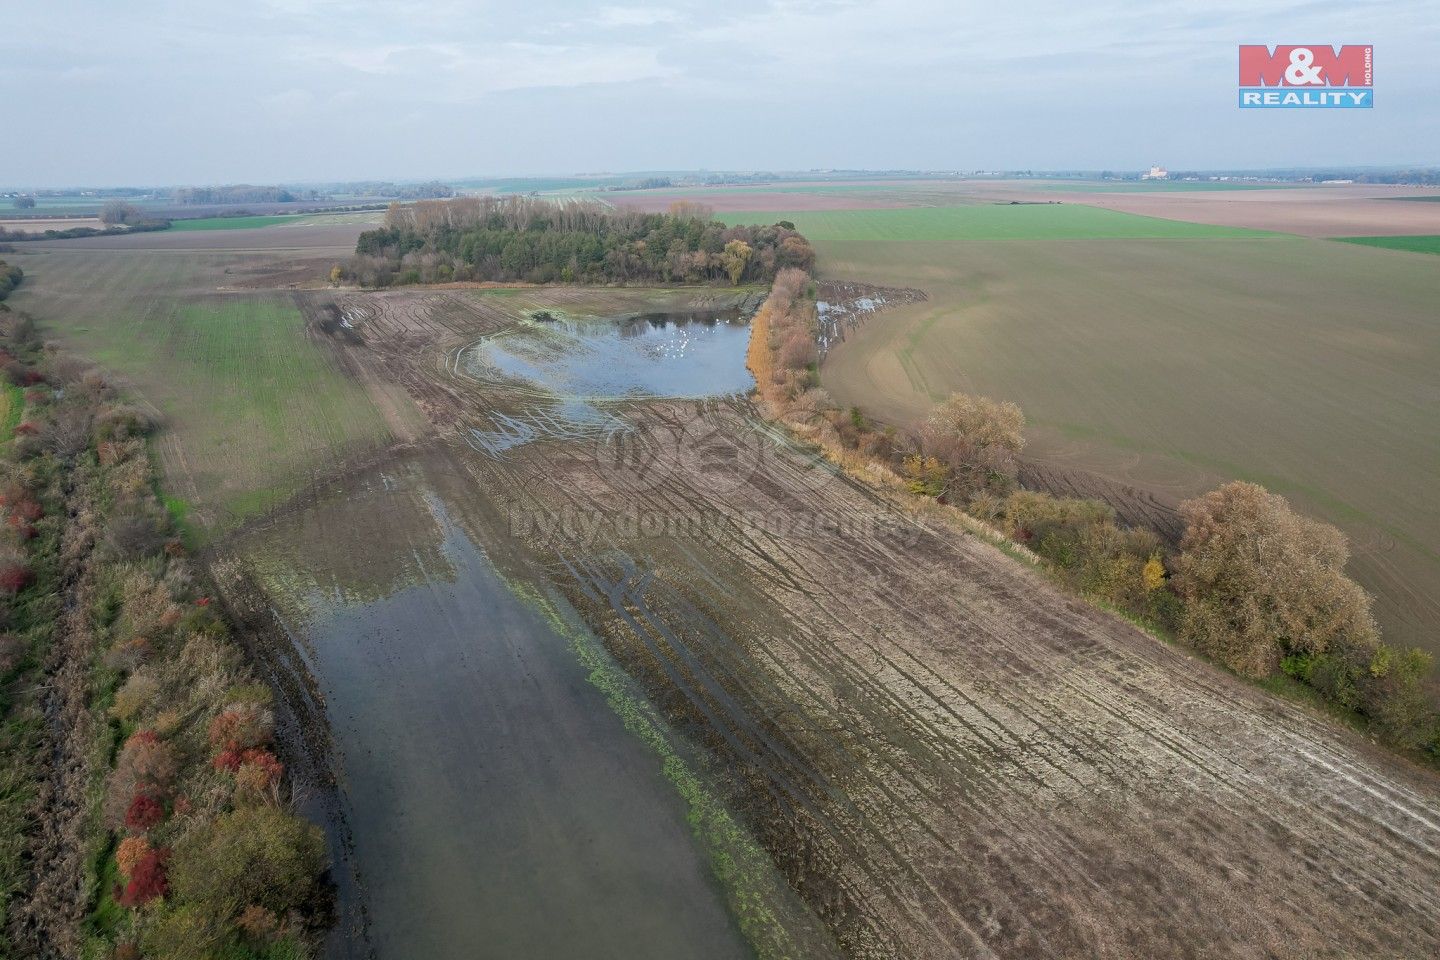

[341,197,815,287]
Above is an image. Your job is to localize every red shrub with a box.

[125,793,165,832]
[0,564,32,594]
[104,731,178,827]
[12,498,42,521]
[20,371,44,387]
[208,703,274,752]
[213,748,244,773]
[216,747,284,784]
[116,848,169,908]
[234,750,285,794]
[13,422,38,436]
[195,596,211,607]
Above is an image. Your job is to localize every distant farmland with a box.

[723,204,1440,653]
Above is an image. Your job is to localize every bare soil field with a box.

[982,182,1440,237]
[248,283,1440,959]
[637,178,1440,237]
[0,217,106,234]
[17,217,369,254]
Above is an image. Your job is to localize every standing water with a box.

[462,309,755,399]
[234,450,751,960]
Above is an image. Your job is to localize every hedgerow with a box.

[0,308,328,957]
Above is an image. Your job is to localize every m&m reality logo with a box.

[1238,45,1373,108]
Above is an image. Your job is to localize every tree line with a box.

[0,203,171,243]
[747,279,1438,757]
[338,197,815,287]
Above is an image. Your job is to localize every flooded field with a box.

[226,448,755,960]
[211,283,1440,960]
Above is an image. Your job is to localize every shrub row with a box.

[0,312,328,958]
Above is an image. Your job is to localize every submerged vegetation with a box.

[0,308,327,958]
[342,196,815,287]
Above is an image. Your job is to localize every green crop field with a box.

[6,248,396,531]
[168,214,303,231]
[1335,235,1440,255]
[726,205,1276,242]
[726,206,1440,654]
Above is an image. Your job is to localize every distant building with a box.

[1141,165,1169,180]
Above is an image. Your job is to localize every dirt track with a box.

[264,285,1440,959]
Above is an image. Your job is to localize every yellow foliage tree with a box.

[1142,555,1166,592]
[721,240,753,286]
[902,455,950,498]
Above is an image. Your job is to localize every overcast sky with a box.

[3,0,1437,187]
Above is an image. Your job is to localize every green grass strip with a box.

[0,382,24,442]
[1334,235,1440,255]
